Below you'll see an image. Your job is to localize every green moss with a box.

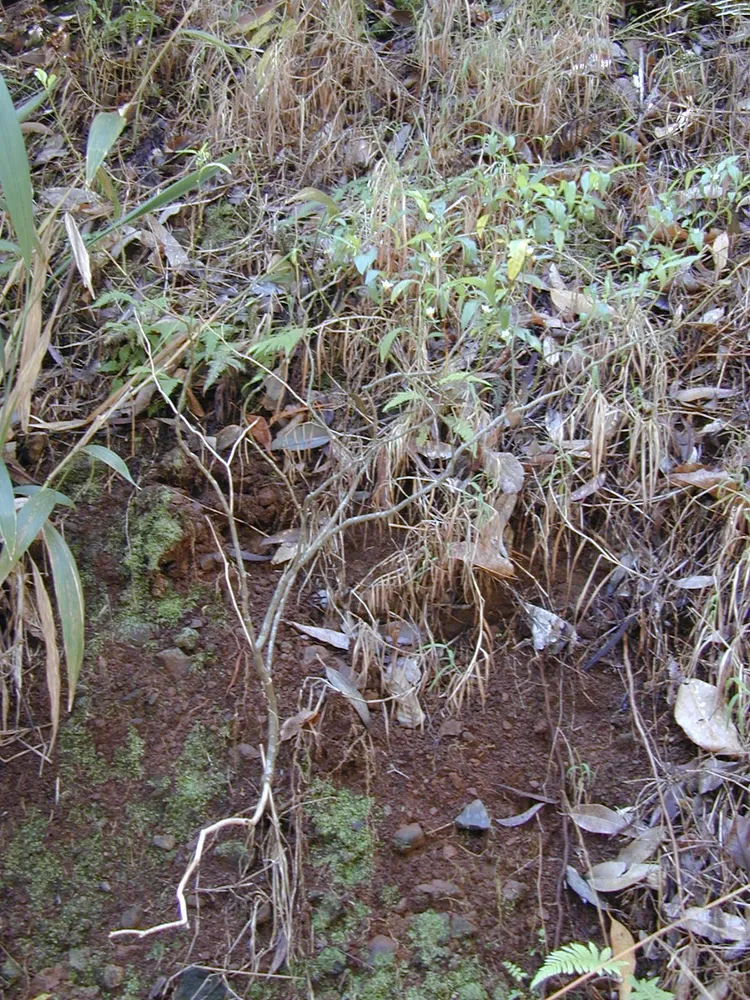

[60,717,110,785]
[379,884,402,909]
[315,946,348,978]
[113,726,146,778]
[123,487,184,578]
[307,779,375,888]
[408,911,451,969]
[165,722,227,839]
[406,960,489,1000]
[2,811,65,909]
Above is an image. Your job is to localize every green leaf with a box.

[82,444,136,485]
[0,489,59,587]
[530,942,625,990]
[629,976,674,1000]
[507,239,528,282]
[0,458,17,554]
[42,522,85,711]
[354,248,378,275]
[287,186,341,219]
[0,72,36,269]
[378,326,402,362]
[383,390,420,412]
[14,485,74,507]
[15,88,49,124]
[86,110,128,187]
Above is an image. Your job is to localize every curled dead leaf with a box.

[280,707,318,741]
[674,679,743,756]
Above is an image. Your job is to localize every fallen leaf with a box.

[325,665,371,730]
[260,528,301,548]
[610,918,636,1000]
[674,575,716,590]
[698,307,725,326]
[280,707,318,741]
[383,655,424,728]
[678,906,747,943]
[523,603,577,653]
[550,286,597,316]
[149,217,190,271]
[247,414,272,451]
[587,863,660,892]
[495,802,545,828]
[215,424,242,451]
[569,804,634,835]
[675,386,733,403]
[711,231,730,278]
[271,542,299,564]
[63,212,94,297]
[674,679,743,755]
[725,813,750,873]
[669,466,731,490]
[271,421,330,451]
[571,474,606,501]
[481,450,525,492]
[565,865,607,909]
[290,622,350,650]
[616,826,663,866]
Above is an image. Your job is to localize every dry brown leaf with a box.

[571,474,606,501]
[669,466,731,490]
[31,560,60,750]
[587,863,660,892]
[325,665,371,730]
[569,804,634,835]
[674,575,716,590]
[290,622,350,650]
[725,813,750,873]
[674,679,743,756]
[675,386,733,404]
[550,286,596,316]
[610,918,636,1000]
[11,242,49,431]
[248,414,272,451]
[711,231,730,278]
[279,707,318,742]
[383,655,424,728]
[495,802,545,828]
[63,212,94,297]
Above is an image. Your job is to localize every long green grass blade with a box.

[0,72,36,269]
[85,110,128,187]
[42,522,85,711]
[15,88,48,124]
[0,489,58,587]
[82,444,136,485]
[14,485,74,507]
[0,458,17,554]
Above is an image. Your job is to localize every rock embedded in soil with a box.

[174,967,228,1000]
[455,799,490,832]
[175,627,200,653]
[439,718,463,737]
[392,822,425,853]
[152,833,176,851]
[501,879,526,904]
[450,914,476,939]
[1,957,22,984]
[156,647,192,678]
[238,742,260,760]
[368,935,398,963]
[99,964,126,991]
[411,878,462,912]
[67,947,91,972]
[118,904,143,929]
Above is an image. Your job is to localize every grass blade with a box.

[82,444,136,485]
[15,88,49,124]
[0,488,59,588]
[0,72,36,269]
[85,110,128,187]
[0,457,17,554]
[30,558,61,749]
[42,522,85,711]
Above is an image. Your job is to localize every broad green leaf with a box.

[14,485,74,507]
[82,444,136,485]
[0,458,17,553]
[378,326,402,362]
[507,239,528,282]
[42,522,85,712]
[287,187,340,218]
[354,248,378,275]
[0,72,36,269]
[15,88,48,123]
[85,110,128,187]
[0,488,58,587]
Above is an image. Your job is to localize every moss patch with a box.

[164,722,228,840]
[307,779,376,888]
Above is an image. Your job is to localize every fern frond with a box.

[502,960,527,985]
[530,941,625,990]
[629,976,675,1000]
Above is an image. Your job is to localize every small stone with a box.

[302,644,330,666]
[100,964,126,991]
[256,901,272,925]
[118,904,143,929]
[175,627,200,653]
[156,647,192,678]
[189,617,203,629]
[174,966,228,1000]
[392,823,425,853]
[30,965,67,994]
[443,843,457,859]
[450,914,476,939]
[125,622,156,646]
[68,947,91,972]
[1,958,22,984]
[238,743,260,760]
[502,720,512,732]
[533,720,547,735]
[502,879,526,904]
[448,772,462,790]
[439,718,463,737]
[152,834,176,851]
[98,880,113,892]
[429,807,437,816]
[455,799,490,832]
[412,878,462,912]
[367,935,398,963]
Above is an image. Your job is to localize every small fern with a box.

[502,961,527,986]
[629,975,674,1000]
[530,942,624,990]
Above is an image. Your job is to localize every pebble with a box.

[156,647,192,678]
[152,834,176,851]
[175,627,200,653]
[443,843,457,859]
[302,644,330,666]
[174,967,228,1000]
[68,947,91,972]
[411,878,462,912]
[501,879,526,903]
[238,743,260,760]
[391,822,425,853]
[439,718,463,737]
[450,914,476,939]
[125,622,156,646]
[502,720,512,732]
[367,935,398,963]
[455,799,490,832]
[1,958,22,984]
[533,720,547,735]
[118,905,142,929]
[100,964,126,991]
